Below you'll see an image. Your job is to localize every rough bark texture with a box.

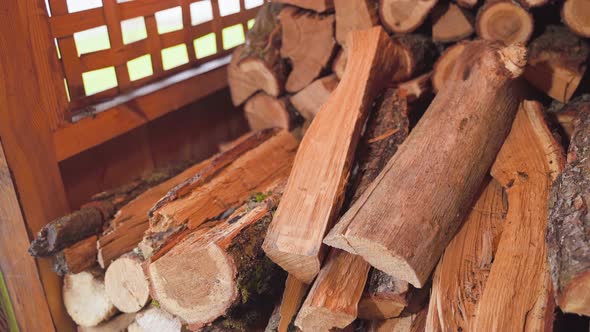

[547,100,590,316]
[54,236,98,276]
[476,0,534,45]
[379,0,438,33]
[562,0,590,38]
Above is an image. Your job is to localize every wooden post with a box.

[0,0,73,331]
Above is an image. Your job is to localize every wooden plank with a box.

[103,0,130,91]
[54,65,228,161]
[49,8,105,38]
[0,0,74,330]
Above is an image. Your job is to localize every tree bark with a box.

[476,0,534,45]
[379,0,438,34]
[54,235,98,276]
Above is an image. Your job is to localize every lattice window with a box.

[46,0,260,114]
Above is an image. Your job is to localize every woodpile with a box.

[29,0,590,330]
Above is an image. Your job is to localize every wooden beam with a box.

[0,0,74,330]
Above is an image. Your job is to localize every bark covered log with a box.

[54,236,98,276]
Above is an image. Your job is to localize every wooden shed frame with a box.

[0,1,257,330]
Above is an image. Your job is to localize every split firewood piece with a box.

[291,75,339,120]
[97,130,276,268]
[238,3,288,98]
[358,270,411,320]
[128,307,182,332]
[456,0,478,8]
[396,72,433,103]
[562,0,590,38]
[334,0,379,46]
[265,275,309,332]
[431,42,468,93]
[524,25,589,103]
[367,307,428,332]
[476,0,534,45]
[547,100,590,316]
[337,41,527,288]
[104,253,150,313]
[295,250,370,332]
[77,313,137,332]
[555,110,576,141]
[145,130,297,259]
[272,0,334,13]
[426,178,505,331]
[473,101,565,330]
[244,93,299,131]
[332,49,346,80]
[431,2,474,43]
[148,187,286,329]
[63,269,118,327]
[380,0,438,34]
[54,235,98,276]
[228,47,259,106]
[263,27,403,283]
[391,34,438,83]
[280,7,336,93]
[516,0,549,8]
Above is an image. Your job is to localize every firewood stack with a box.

[27,0,590,331]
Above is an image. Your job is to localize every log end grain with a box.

[476,1,534,45]
[379,0,438,33]
[105,255,150,313]
[63,270,117,327]
[562,0,590,38]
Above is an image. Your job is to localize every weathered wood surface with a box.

[54,236,98,276]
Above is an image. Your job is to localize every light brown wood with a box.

[334,0,379,46]
[358,269,410,320]
[290,75,339,120]
[128,307,182,332]
[54,236,99,276]
[273,0,334,12]
[380,0,438,33]
[562,0,590,38]
[228,47,261,106]
[336,41,526,288]
[516,0,549,8]
[244,93,297,131]
[262,27,403,283]
[64,270,118,327]
[456,0,478,8]
[426,178,505,332]
[280,8,336,93]
[431,2,474,43]
[524,25,589,103]
[432,42,468,93]
[396,72,433,103]
[368,308,428,332]
[104,254,150,313]
[547,100,590,316]
[332,49,346,80]
[473,101,564,331]
[390,34,438,83]
[476,0,534,45]
[77,313,137,332]
[277,275,309,332]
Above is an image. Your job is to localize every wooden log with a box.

[145,130,297,259]
[54,236,98,276]
[358,270,410,320]
[262,27,403,283]
[396,72,433,103]
[367,307,428,332]
[97,130,276,268]
[280,7,336,93]
[456,0,478,8]
[425,178,505,331]
[332,49,346,80]
[64,269,118,327]
[244,93,299,131]
[379,0,438,34]
[228,47,259,106]
[524,25,589,103]
[128,307,182,332]
[431,2,475,43]
[77,313,137,332]
[547,99,590,316]
[334,0,379,46]
[265,275,309,332]
[148,187,287,329]
[238,3,288,98]
[473,101,564,330]
[516,0,550,8]
[104,254,150,313]
[562,0,590,38]
[336,41,527,288]
[432,42,468,93]
[476,0,534,45]
[272,0,334,13]
[290,75,339,120]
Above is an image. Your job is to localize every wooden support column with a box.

[0,0,73,331]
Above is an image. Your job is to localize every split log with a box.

[473,101,564,330]
[432,42,468,93]
[64,269,117,327]
[456,0,478,8]
[431,2,474,43]
[367,308,428,332]
[263,27,403,283]
[334,0,379,46]
[547,100,590,316]
[524,25,589,103]
[145,130,297,259]
[476,0,534,45]
[425,178,505,331]
[335,41,527,288]
[97,130,277,268]
[562,0,590,38]
[332,49,346,80]
[272,0,334,13]
[228,47,259,106]
[148,187,286,329]
[128,307,182,332]
[290,75,339,120]
[77,313,137,332]
[379,0,438,34]
[244,93,299,131]
[265,275,309,332]
[358,270,410,320]
[396,73,433,103]
[104,254,150,313]
[280,8,336,93]
[555,110,576,141]
[516,0,550,8]
[54,236,98,276]
[238,3,287,98]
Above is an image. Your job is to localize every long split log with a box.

[473,100,565,331]
[547,99,590,316]
[263,27,403,283]
[335,41,527,288]
[476,0,534,45]
[379,0,438,34]
[63,269,117,327]
[265,275,309,332]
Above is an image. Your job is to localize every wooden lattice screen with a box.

[47,0,260,114]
